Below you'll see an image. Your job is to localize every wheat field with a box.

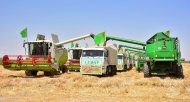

[0,63,190,102]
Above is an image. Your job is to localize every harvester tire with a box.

[25,70,38,76]
[144,63,150,78]
[44,71,54,76]
[129,64,133,70]
[60,65,68,73]
[176,65,184,79]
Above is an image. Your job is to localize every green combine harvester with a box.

[103,32,183,78]
[119,44,145,69]
[103,36,146,71]
[144,32,184,78]
[124,47,146,72]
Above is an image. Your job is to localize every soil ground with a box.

[0,63,190,102]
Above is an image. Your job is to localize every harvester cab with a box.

[65,48,83,71]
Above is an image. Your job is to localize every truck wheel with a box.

[176,65,184,79]
[137,67,141,73]
[113,66,117,75]
[144,63,150,78]
[124,65,127,71]
[44,71,54,76]
[25,70,38,76]
[107,66,113,76]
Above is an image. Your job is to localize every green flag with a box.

[20,28,27,38]
[165,30,170,37]
[118,48,123,54]
[70,42,74,48]
[94,32,106,45]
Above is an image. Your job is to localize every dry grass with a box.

[0,63,190,102]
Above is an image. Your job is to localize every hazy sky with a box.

[0,0,189,60]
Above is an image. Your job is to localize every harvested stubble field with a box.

[0,64,190,102]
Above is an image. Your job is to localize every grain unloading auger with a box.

[2,34,93,76]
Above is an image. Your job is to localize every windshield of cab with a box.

[117,55,123,59]
[28,42,49,55]
[82,50,103,57]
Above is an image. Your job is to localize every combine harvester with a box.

[119,44,145,69]
[105,36,146,71]
[133,52,146,72]
[2,34,93,76]
[144,31,184,78]
[104,31,183,78]
[66,47,82,71]
[124,47,146,72]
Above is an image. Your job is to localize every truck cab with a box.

[117,53,128,71]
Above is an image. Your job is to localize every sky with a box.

[0,0,190,60]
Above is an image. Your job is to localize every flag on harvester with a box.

[70,42,75,48]
[20,28,27,38]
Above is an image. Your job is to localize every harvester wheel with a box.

[44,71,54,76]
[144,63,150,78]
[176,65,184,78]
[25,70,38,76]
[60,65,68,73]
[129,64,133,70]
